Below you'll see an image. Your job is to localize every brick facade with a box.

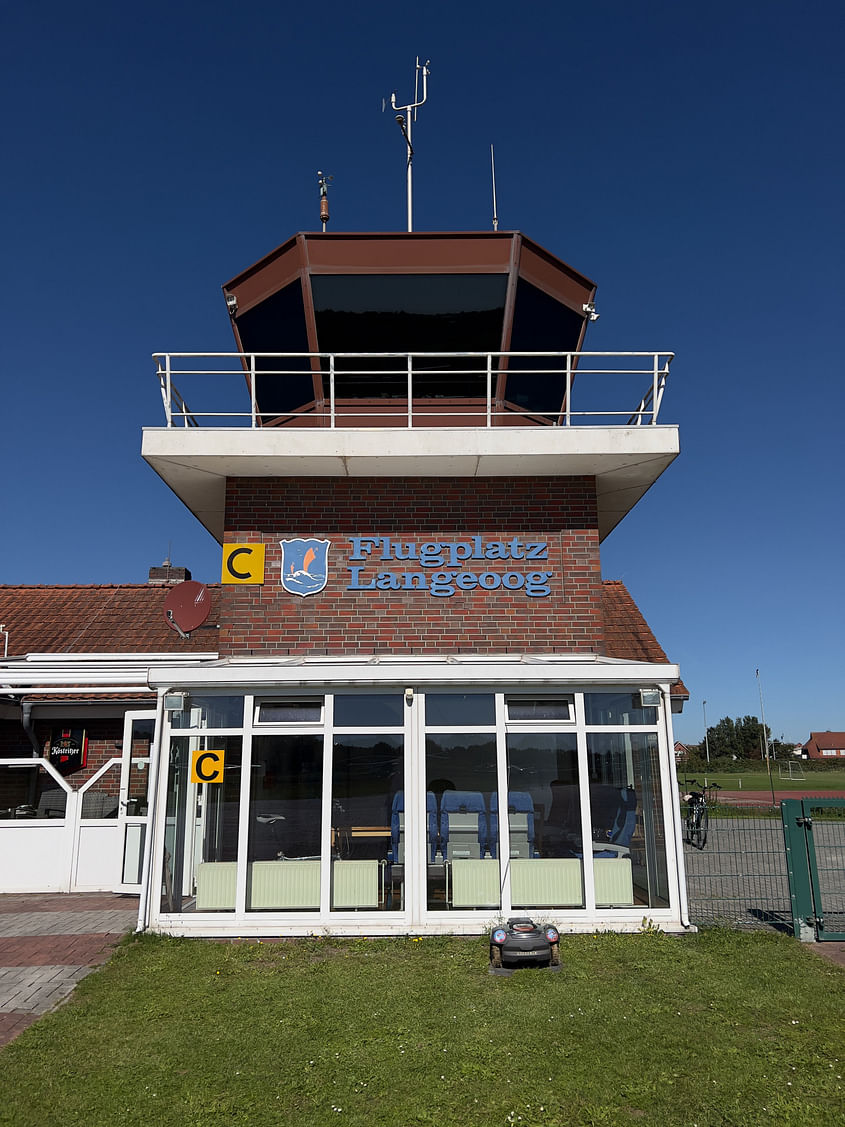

[221,476,604,657]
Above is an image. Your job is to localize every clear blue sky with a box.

[2,1,843,745]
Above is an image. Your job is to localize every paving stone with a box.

[0,893,139,1049]
[0,965,93,1014]
[0,1012,38,1046]
[0,911,137,938]
[0,894,139,915]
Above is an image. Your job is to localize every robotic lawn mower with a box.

[489,917,561,975]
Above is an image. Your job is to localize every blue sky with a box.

[2,1,843,745]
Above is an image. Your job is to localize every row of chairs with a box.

[389,790,537,863]
[389,785,638,864]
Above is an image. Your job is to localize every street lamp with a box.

[703,699,711,764]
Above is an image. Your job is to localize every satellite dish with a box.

[163,581,211,636]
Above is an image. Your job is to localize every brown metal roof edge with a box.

[516,232,597,294]
[223,230,595,287]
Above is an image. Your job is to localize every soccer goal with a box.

[778,762,805,780]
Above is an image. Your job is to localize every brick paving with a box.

[0,893,139,1049]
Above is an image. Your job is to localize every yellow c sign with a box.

[222,543,265,584]
[191,749,225,784]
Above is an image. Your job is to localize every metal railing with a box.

[152,351,674,429]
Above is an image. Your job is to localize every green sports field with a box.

[676,768,845,794]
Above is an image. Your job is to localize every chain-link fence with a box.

[683,805,793,931]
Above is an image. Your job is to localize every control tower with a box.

[140,226,687,938]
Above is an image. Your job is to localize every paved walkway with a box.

[0,893,139,1048]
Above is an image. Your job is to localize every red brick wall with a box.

[221,477,604,656]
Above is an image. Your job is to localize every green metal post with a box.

[781,799,816,942]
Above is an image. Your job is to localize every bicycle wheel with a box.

[684,813,694,845]
[698,807,708,848]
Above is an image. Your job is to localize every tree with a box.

[703,715,772,760]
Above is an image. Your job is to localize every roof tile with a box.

[0,585,220,656]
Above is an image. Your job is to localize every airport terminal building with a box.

[0,230,691,935]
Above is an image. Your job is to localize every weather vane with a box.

[317,171,333,232]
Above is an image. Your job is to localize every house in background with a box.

[802,732,845,760]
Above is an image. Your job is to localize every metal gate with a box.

[782,798,845,941]
[683,804,792,931]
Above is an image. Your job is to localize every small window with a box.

[333,694,404,727]
[425,693,495,727]
[584,693,657,726]
[506,697,573,722]
[170,695,244,729]
[255,699,324,725]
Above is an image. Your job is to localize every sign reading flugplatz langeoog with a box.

[280,535,555,598]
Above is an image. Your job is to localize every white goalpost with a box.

[778,762,805,780]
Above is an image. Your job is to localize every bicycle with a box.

[682,780,719,848]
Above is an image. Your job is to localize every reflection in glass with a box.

[126,718,154,815]
[256,700,323,724]
[425,733,499,910]
[584,693,657,726]
[333,695,404,728]
[311,274,507,398]
[170,696,245,729]
[331,735,403,911]
[0,765,66,819]
[505,733,584,908]
[507,278,585,417]
[587,733,668,908]
[425,694,495,727]
[247,736,323,912]
[161,736,242,914]
[239,281,313,422]
[506,698,573,722]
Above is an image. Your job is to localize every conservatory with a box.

[143,656,689,936]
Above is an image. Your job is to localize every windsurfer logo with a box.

[279,538,330,597]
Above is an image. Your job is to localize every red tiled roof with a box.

[0,585,221,656]
[804,732,845,752]
[0,582,684,694]
[601,581,688,697]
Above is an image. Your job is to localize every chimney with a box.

[148,558,192,585]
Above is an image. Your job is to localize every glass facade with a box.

[155,686,676,926]
[505,733,584,909]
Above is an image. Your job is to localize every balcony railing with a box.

[152,352,673,429]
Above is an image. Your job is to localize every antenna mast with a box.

[388,57,430,232]
[490,144,499,231]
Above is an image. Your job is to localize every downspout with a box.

[21,700,43,757]
[663,684,692,929]
[136,688,166,935]
[21,699,43,806]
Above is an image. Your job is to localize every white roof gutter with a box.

[148,654,680,691]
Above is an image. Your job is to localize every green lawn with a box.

[1,930,844,1126]
[677,768,845,793]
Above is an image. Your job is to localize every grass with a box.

[677,769,845,793]
[1,930,844,1126]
